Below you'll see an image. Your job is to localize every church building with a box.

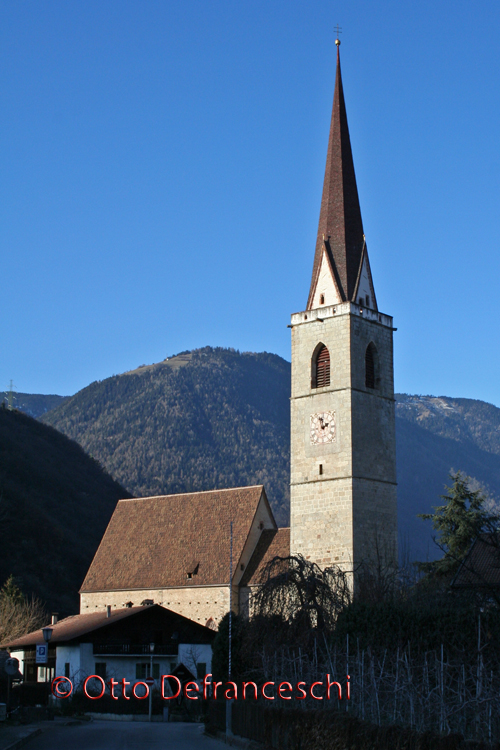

[80,41,397,626]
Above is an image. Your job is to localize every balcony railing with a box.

[93,643,178,656]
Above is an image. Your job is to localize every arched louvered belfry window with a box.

[365,343,377,389]
[312,344,330,388]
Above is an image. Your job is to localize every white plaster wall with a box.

[55,645,81,680]
[9,649,24,676]
[79,643,95,678]
[232,494,275,588]
[356,256,373,307]
[310,249,342,309]
[178,643,212,677]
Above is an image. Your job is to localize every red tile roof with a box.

[452,534,500,589]
[240,528,290,586]
[1,606,148,649]
[1,604,215,650]
[81,485,271,592]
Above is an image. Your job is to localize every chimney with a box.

[106,605,111,618]
[51,613,59,625]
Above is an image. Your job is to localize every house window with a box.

[312,345,330,388]
[95,663,107,679]
[64,663,70,678]
[365,295,370,308]
[136,663,160,679]
[319,294,325,305]
[319,464,323,476]
[197,662,207,679]
[365,343,377,389]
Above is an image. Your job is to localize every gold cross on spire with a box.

[334,24,342,46]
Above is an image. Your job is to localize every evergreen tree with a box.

[418,471,497,577]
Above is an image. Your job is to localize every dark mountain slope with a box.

[41,348,290,525]
[0,407,129,614]
[396,394,500,458]
[396,415,500,562]
[4,393,68,418]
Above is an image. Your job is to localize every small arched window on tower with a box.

[312,344,330,388]
[365,342,377,389]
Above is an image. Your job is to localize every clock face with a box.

[310,411,336,445]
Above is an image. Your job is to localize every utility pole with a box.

[6,380,16,411]
[226,521,233,739]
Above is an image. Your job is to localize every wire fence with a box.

[256,637,500,742]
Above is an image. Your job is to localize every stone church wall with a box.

[80,585,231,627]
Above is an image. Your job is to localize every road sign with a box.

[36,644,48,664]
[4,658,19,676]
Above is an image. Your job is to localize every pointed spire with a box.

[307,44,373,309]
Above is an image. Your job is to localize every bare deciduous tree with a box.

[0,576,46,644]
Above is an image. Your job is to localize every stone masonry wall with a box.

[80,585,231,628]
[290,303,397,573]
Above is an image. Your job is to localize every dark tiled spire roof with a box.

[307,47,367,309]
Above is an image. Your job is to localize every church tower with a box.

[290,42,397,575]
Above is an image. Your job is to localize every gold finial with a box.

[334,24,342,46]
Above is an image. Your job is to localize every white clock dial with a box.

[310,411,336,445]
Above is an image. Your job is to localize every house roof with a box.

[240,527,290,586]
[452,534,500,590]
[1,604,215,650]
[307,46,375,310]
[81,485,272,592]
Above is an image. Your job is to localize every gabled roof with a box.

[307,46,376,310]
[240,527,290,586]
[81,485,273,592]
[452,534,500,590]
[1,604,215,650]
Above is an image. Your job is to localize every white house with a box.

[1,604,215,692]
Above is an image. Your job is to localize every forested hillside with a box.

[3,392,68,418]
[42,348,290,525]
[40,348,500,562]
[0,407,129,614]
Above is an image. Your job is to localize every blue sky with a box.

[1,0,499,405]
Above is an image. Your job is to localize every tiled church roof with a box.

[80,485,270,592]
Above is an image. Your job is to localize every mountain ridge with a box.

[29,346,500,563]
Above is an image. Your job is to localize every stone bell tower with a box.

[289,41,397,575]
